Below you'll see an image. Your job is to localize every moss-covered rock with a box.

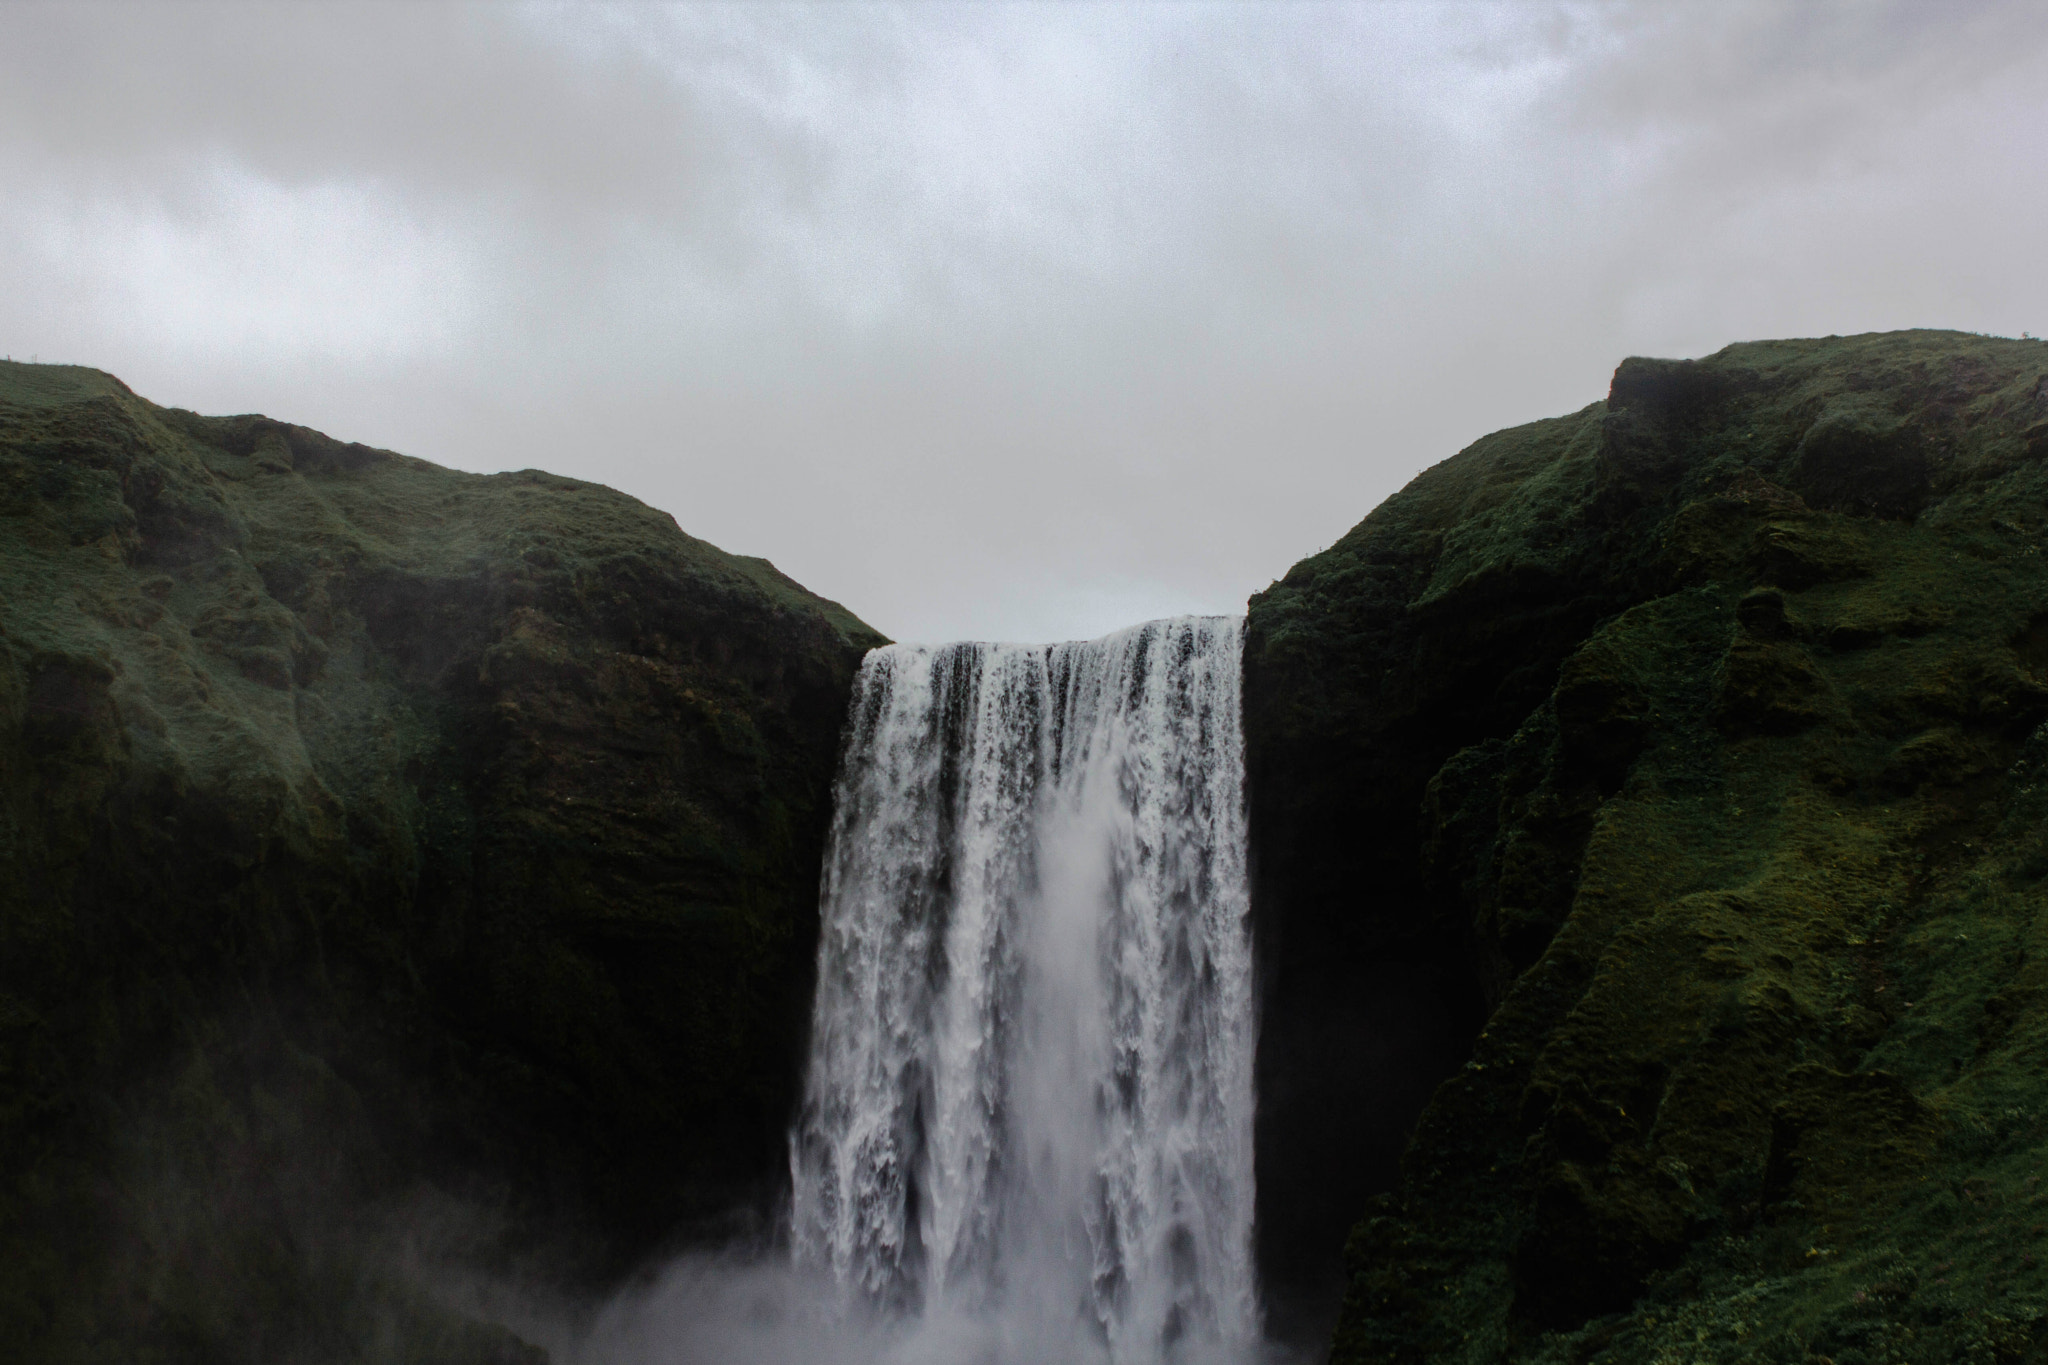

[0,361,884,1363]
[1244,330,2048,1360]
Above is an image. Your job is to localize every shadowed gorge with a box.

[1245,329,2048,1361]
[10,329,2048,1363]
[0,360,883,1360]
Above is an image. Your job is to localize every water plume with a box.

[788,616,1259,1365]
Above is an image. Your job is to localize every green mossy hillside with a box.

[1242,330,2048,1361]
[0,362,884,1362]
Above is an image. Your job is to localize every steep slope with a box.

[0,362,884,1362]
[1244,330,2048,1361]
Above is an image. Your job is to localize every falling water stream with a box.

[788,616,1259,1365]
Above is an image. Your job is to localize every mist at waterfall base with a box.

[533,617,1283,1365]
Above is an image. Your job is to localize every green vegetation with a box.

[0,361,883,1363]
[1245,331,2048,1362]
[15,328,2048,1364]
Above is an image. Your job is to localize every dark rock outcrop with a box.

[0,362,884,1362]
[1245,330,2048,1362]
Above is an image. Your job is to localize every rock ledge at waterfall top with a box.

[1244,329,2048,1362]
[0,360,884,1362]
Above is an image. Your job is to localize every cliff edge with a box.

[0,362,884,1361]
[1247,329,2048,1361]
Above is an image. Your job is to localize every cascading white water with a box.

[790,616,1258,1365]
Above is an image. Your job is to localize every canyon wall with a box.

[14,328,2048,1363]
[0,360,882,1361]
[1245,330,2048,1362]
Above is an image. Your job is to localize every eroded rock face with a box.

[1246,330,2048,1361]
[0,362,884,1362]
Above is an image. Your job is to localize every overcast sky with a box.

[4,2,2045,642]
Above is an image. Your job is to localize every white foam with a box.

[788,617,1259,1365]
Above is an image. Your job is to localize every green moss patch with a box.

[0,361,883,1363]
[1246,331,2048,1361]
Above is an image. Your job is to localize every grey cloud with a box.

[2,2,2045,641]
[0,5,739,219]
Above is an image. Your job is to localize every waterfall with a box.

[789,616,1258,1364]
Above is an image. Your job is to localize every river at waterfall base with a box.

[556,617,1269,1365]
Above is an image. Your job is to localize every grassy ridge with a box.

[1244,331,2048,1361]
[0,362,883,1362]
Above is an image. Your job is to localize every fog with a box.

[490,1254,1307,1365]
[4,2,2045,640]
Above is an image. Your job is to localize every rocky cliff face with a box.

[0,362,884,1362]
[1245,330,2048,1362]
[18,331,2048,1364]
